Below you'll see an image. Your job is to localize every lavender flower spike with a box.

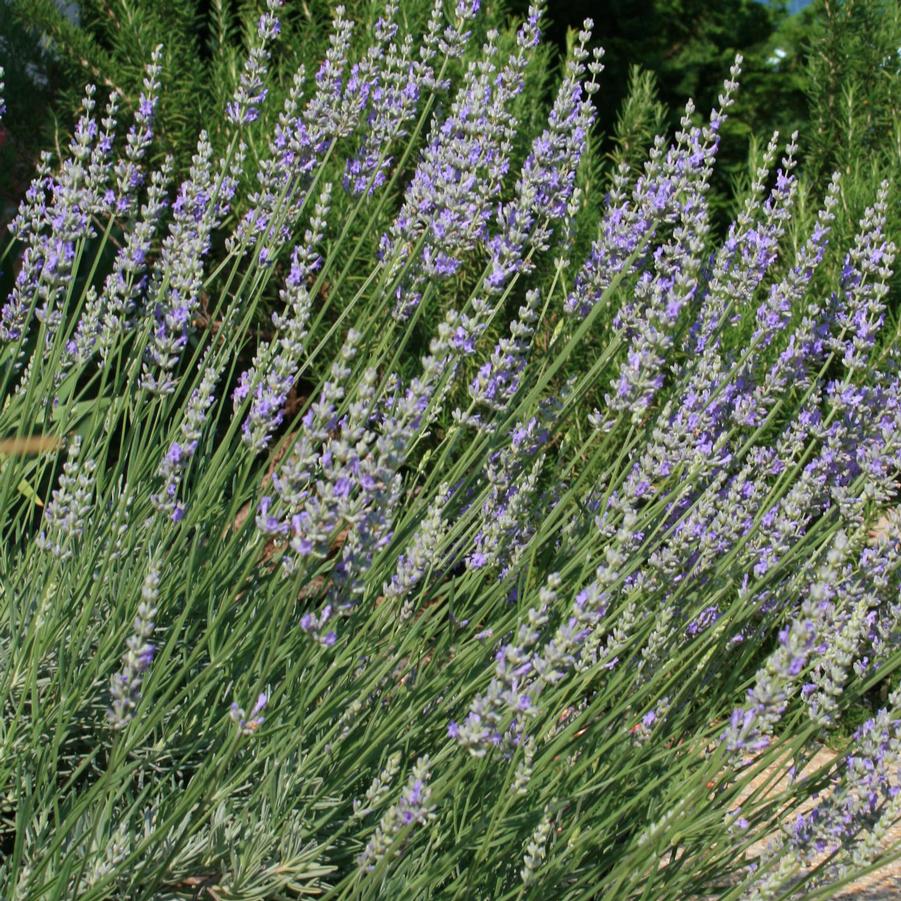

[17,85,106,336]
[36,437,97,560]
[141,133,217,394]
[566,56,742,319]
[521,805,554,885]
[114,45,163,213]
[382,484,449,616]
[382,4,544,319]
[68,158,173,366]
[151,361,223,521]
[240,182,333,452]
[0,66,6,121]
[226,0,283,127]
[832,180,897,374]
[723,535,851,753]
[84,90,121,219]
[344,3,420,196]
[357,756,435,870]
[454,603,549,756]
[468,288,542,414]
[484,23,602,292]
[746,707,901,900]
[108,565,159,729]
[1,152,54,342]
[353,752,403,820]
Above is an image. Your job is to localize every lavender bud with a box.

[141,133,224,394]
[382,486,449,605]
[353,751,403,819]
[151,361,222,521]
[226,0,283,127]
[512,735,536,795]
[115,46,163,211]
[521,804,553,885]
[108,565,159,729]
[36,438,97,560]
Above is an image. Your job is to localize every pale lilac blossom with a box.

[229,692,268,735]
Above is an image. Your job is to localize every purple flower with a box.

[2,85,110,341]
[465,406,555,575]
[343,4,423,196]
[468,289,541,415]
[115,47,163,212]
[229,691,268,735]
[482,27,602,290]
[140,133,221,394]
[238,186,331,451]
[722,538,849,753]
[225,1,283,127]
[749,705,901,897]
[150,362,222,519]
[831,181,896,373]
[67,160,172,366]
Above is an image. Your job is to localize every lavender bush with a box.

[0,2,898,897]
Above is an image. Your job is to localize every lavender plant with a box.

[0,3,898,899]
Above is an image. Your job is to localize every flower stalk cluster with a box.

[1,4,900,898]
